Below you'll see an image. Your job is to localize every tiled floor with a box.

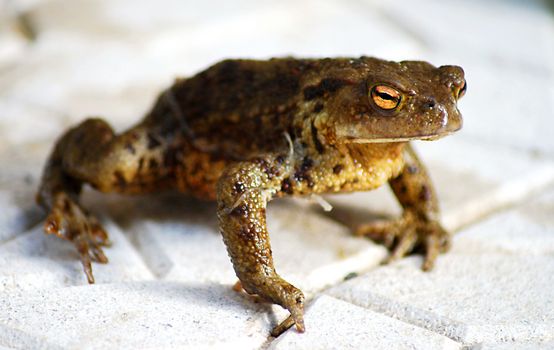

[1,0,553,349]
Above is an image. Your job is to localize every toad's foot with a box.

[233,280,304,336]
[355,210,451,271]
[233,279,305,335]
[240,276,305,333]
[43,192,110,283]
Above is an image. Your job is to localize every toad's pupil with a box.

[378,92,397,101]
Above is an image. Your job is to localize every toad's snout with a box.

[438,65,466,100]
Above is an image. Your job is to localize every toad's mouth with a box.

[343,131,457,143]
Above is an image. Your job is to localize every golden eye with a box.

[456,80,467,99]
[370,85,402,110]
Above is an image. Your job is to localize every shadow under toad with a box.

[316,202,391,232]
[81,188,381,233]
[82,189,220,232]
[79,187,394,239]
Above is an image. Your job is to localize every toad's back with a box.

[145,59,318,158]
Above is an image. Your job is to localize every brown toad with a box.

[36,57,466,333]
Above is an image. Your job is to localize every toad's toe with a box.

[43,192,110,283]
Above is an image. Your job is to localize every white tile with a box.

[453,187,554,255]
[269,295,460,350]
[0,2,30,69]
[0,190,42,244]
[270,202,387,293]
[445,58,554,156]
[418,138,554,231]
[0,147,48,242]
[372,0,554,73]
[111,197,238,285]
[477,341,554,350]
[0,100,68,147]
[327,253,554,344]
[0,281,271,349]
[27,0,421,59]
[0,28,28,70]
[0,218,154,292]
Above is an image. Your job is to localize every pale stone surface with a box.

[0,218,154,292]
[270,295,461,350]
[267,202,386,293]
[0,189,42,243]
[327,253,554,345]
[453,187,554,255]
[0,146,49,242]
[0,281,273,349]
[478,341,554,350]
[0,2,31,69]
[372,0,554,70]
[451,57,554,157]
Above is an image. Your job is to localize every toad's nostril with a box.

[425,98,436,109]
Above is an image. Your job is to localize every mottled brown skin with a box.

[36,57,465,333]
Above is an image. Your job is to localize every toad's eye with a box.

[370,85,402,110]
[456,80,467,99]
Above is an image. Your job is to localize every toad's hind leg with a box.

[37,117,177,283]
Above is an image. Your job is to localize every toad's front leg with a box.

[357,143,451,270]
[217,157,305,333]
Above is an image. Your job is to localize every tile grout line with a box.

[454,132,554,161]
[322,290,470,345]
[444,163,554,233]
[262,293,467,349]
[98,215,163,281]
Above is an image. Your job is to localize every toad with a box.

[37,57,465,333]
